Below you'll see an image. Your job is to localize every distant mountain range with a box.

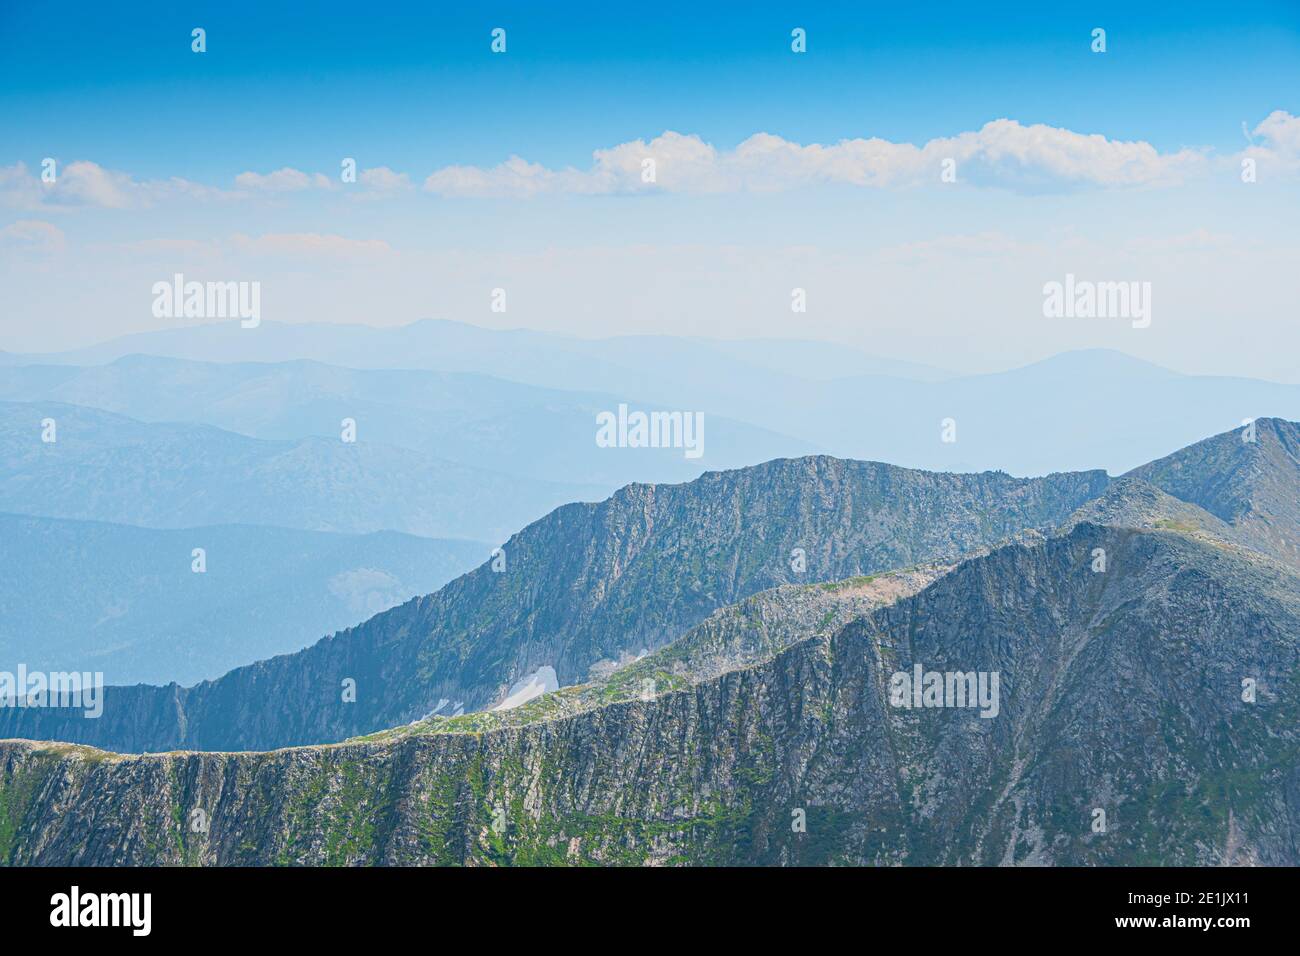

[1,418,1297,865]
[7,319,1299,476]
[0,400,602,542]
[0,354,820,489]
[0,513,486,685]
[4,318,955,384]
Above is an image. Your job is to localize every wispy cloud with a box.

[230,232,394,258]
[6,113,1298,213]
[0,161,226,210]
[234,167,333,193]
[358,166,412,192]
[233,165,412,198]
[0,219,66,255]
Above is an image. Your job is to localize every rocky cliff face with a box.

[3,524,1296,866]
[1128,417,1300,568]
[0,457,1108,754]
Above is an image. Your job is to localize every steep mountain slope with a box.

[1058,476,1252,547]
[0,456,1109,753]
[3,524,1295,866]
[0,513,485,685]
[1127,417,1300,568]
[363,561,955,737]
[0,355,818,489]
[0,401,601,541]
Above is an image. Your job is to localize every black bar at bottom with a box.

[0,865,1284,942]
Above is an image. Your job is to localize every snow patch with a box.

[491,665,559,711]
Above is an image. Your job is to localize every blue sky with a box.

[2,1,1298,379]
[4,1,1297,173]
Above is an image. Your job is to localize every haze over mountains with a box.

[0,513,485,685]
[0,400,600,541]
[0,354,818,490]
[1,321,1297,704]
[1,418,1297,865]
[4,318,954,385]
[8,319,1299,476]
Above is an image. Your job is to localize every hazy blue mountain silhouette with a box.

[0,401,602,542]
[16,320,1299,476]
[0,355,820,489]
[17,318,952,383]
[0,512,486,685]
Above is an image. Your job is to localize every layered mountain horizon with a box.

[6,319,1300,480]
[5,320,1294,738]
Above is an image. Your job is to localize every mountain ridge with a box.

[1127,417,1300,568]
[2,419,1299,866]
[3,523,1295,865]
[0,453,1111,753]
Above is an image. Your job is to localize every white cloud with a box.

[93,233,389,261]
[423,156,565,198]
[234,167,333,193]
[7,112,1295,213]
[235,165,414,199]
[1119,228,1243,255]
[879,231,1033,265]
[57,160,136,208]
[0,160,227,210]
[929,120,1207,189]
[1242,110,1300,174]
[0,164,46,211]
[0,219,66,255]
[423,120,1218,197]
[230,232,393,258]
[358,166,412,192]
[1256,110,1300,154]
[345,166,415,202]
